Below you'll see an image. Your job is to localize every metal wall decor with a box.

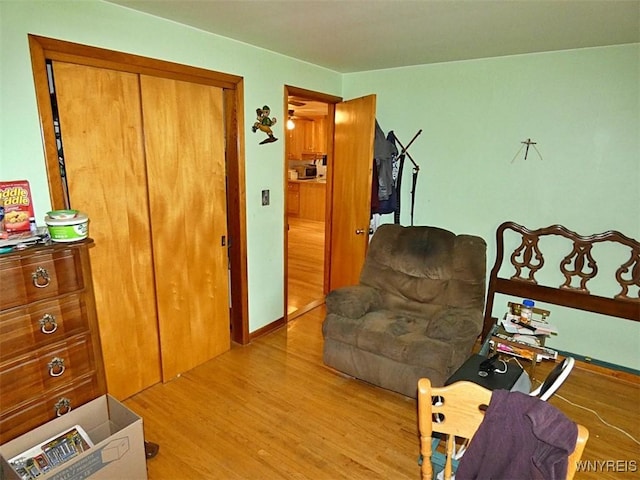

[511,138,543,163]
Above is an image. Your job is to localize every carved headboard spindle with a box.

[559,242,597,293]
[509,235,544,283]
[615,246,640,301]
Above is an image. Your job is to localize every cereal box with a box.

[0,180,35,232]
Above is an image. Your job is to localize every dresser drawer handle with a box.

[48,357,66,377]
[54,397,72,416]
[31,266,51,288]
[40,313,58,334]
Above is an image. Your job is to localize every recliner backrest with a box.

[361,225,487,316]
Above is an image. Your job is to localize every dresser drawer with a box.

[0,334,95,408]
[0,248,85,311]
[0,293,89,362]
[0,373,102,444]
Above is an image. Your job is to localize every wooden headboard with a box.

[481,221,640,341]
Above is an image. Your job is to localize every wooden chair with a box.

[417,378,589,480]
[567,424,590,480]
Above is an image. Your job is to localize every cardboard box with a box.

[0,395,147,480]
[0,180,35,233]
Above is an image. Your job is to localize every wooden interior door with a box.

[328,94,377,290]
[140,76,231,381]
[52,62,162,400]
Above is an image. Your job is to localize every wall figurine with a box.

[252,105,278,144]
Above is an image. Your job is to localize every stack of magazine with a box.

[0,227,50,252]
[493,302,559,362]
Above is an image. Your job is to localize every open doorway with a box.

[285,92,330,319]
[284,86,376,320]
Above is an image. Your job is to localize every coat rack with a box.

[388,129,422,226]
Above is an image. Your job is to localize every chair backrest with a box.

[417,378,491,480]
[567,424,590,480]
[418,377,589,480]
[530,356,575,401]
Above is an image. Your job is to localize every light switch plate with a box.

[261,189,270,206]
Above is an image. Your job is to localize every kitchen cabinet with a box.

[287,121,305,159]
[288,181,326,222]
[0,240,106,443]
[313,117,327,154]
[287,117,327,158]
[287,182,300,215]
[301,119,315,153]
[48,61,231,400]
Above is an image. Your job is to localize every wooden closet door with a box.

[140,76,230,381]
[51,62,162,400]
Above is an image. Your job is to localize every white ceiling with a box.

[107,0,639,73]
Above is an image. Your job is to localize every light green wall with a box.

[2,1,638,370]
[343,45,640,370]
[0,0,341,333]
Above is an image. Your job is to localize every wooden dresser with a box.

[0,240,106,443]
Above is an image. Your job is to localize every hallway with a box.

[287,217,325,316]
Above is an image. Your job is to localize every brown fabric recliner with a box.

[322,224,487,398]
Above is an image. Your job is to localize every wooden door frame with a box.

[28,34,250,345]
[283,85,342,321]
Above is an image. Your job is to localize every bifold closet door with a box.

[51,62,162,400]
[139,75,231,382]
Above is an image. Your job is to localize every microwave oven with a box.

[294,164,317,179]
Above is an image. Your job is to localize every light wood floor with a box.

[287,217,325,318]
[125,306,640,479]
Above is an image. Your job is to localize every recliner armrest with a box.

[426,307,483,341]
[325,285,382,319]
